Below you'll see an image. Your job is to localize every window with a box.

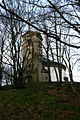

[27,39,32,46]
[46,77,47,80]
[29,50,31,54]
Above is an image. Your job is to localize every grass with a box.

[0,82,80,120]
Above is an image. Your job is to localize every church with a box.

[22,31,66,82]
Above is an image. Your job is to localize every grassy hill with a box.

[0,82,80,120]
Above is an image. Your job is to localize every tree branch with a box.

[0,3,80,49]
[47,0,80,34]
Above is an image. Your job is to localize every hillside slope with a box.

[0,82,80,120]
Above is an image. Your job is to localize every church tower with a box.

[22,31,48,82]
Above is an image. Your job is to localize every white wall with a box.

[50,67,66,82]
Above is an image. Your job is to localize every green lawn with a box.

[0,82,80,120]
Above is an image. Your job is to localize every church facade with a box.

[22,31,66,82]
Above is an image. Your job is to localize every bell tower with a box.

[22,31,43,82]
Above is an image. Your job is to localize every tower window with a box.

[29,51,31,54]
[27,39,32,46]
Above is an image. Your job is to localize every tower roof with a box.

[22,31,43,41]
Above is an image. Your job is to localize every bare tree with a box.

[0,34,4,87]
[0,0,29,88]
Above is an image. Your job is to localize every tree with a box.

[0,34,4,87]
[0,0,29,88]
